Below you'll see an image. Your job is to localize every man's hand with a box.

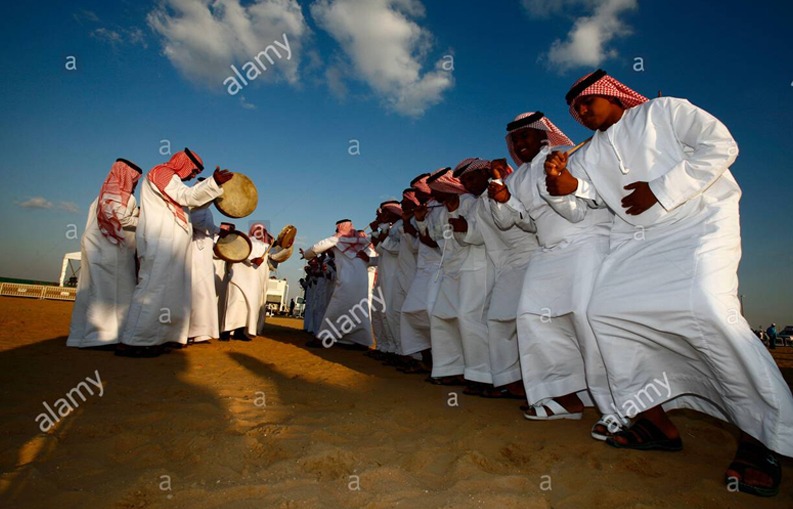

[544,151,568,177]
[218,222,234,238]
[487,167,510,203]
[545,151,577,196]
[213,165,234,185]
[414,203,428,221]
[356,251,370,263]
[545,168,579,196]
[448,216,468,233]
[622,181,658,215]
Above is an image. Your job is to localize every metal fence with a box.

[0,283,76,301]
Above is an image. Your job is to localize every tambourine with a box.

[214,230,252,263]
[274,224,297,249]
[214,173,258,218]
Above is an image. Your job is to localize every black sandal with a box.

[725,440,781,497]
[605,418,683,452]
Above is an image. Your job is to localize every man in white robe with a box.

[187,194,221,343]
[220,226,270,340]
[419,166,493,392]
[371,201,403,358]
[118,149,232,357]
[302,220,377,349]
[400,175,442,370]
[452,158,537,399]
[390,190,424,371]
[68,158,142,348]
[547,70,793,496]
[488,112,622,440]
[249,223,273,334]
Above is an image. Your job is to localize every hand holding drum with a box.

[213,165,234,185]
[214,171,259,219]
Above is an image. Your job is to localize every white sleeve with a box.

[539,156,605,223]
[304,236,339,260]
[647,98,738,211]
[163,175,224,208]
[380,229,401,255]
[120,196,139,230]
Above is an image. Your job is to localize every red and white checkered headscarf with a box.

[97,158,142,245]
[380,200,402,217]
[455,158,491,177]
[428,167,466,195]
[335,219,356,238]
[402,188,420,206]
[505,112,574,165]
[565,70,648,126]
[334,219,369,257]
[411,173,432,195]
[147,149,204,231]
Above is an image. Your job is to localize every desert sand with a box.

[0,296,791,508]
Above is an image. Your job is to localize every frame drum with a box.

[269,245,293,264]
[274,224,297,249]
[214,173,258,218]
[214,231,252,263]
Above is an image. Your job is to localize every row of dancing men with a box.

[298,70,792,497]
[67,148,285,357]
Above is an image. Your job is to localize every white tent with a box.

[59,252,81,287]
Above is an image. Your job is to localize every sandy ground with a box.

[0,297,791,509]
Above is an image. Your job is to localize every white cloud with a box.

[58,202,79,213]
[310,0,453,117]
[325,64,348,99]
[523,0,637,72]
[16,198,79,213]
[148,0,309,89]
[239,95,257,109]
[91,27,123,44]
[73,9,100,25]
[90,25,148,48]
[17,197,54,209]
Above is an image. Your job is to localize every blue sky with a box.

[0,0,791,327]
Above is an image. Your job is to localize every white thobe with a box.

[373,223,399,353]
[458,191,538,387]
[491,149,613,410]
[187,205,220,341]
[222,238,269,338]
[567,97,793,455]
[401,205,443,356]
[120,176,223,346]
[421,195,493,383]
[388,219,417,356]
[305,236,374,347]
[68,197,138,347]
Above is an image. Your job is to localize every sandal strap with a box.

[532,398,567,418]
